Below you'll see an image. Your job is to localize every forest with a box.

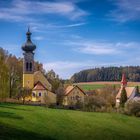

[71,66,140,83]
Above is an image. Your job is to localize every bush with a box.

[125,100,140,117]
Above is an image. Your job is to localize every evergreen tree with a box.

[135,86,140,97]
[120,87,127,107]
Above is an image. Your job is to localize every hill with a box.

[71,66,140,83]
[0,103,140,140]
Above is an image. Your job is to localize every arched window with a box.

[39,93,41,97]
[26,62,29,71]
[32,92,36,97]
[29,62,32,71]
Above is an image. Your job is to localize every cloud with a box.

[109,0,140,22]
[43,61,109,79]
[65,40,140,55]
[0,0,88,22]
[33,36,44,41]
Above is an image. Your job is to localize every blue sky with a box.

[0,0,140,79]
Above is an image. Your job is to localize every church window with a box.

[39,93,41,97]
[26,62,29,71]
[29,62,32,71]
[32,92,35,97]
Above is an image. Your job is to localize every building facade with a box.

[63,85,86,106]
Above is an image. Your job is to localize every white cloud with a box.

[109,0,140,22]
[43,61,106,79]
[33,36,44,41]
[0,0,88,22]
[66,40,140,55]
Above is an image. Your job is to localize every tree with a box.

[135,86,140,97]
[120,87,127,107]
[18,87,32,104]
[56,85,65,106]
[0,49,9,101]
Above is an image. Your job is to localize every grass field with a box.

[0,103,140,140]
[74,81,140,91]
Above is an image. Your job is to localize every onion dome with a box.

[22,28,36,52]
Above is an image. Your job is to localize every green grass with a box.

[0,103,140,140]
[79,84,106,91]
[79,84,120,91]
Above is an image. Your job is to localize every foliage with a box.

[120,87,127,107]
[125,100,140,117]
[81,85,117,112]
[56,84,65,106]
[45,69,62,92]
[135,86,140,97]
[0,47,44,99]
[0,48,9,100]
[17,87,32,104]
[71,66,140,82]
[0,103,140,140]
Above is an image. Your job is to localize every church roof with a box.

[22,28,36,52]
[33,81,47,90]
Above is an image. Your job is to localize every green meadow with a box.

[79,84,106,91]
[0,103,140,140]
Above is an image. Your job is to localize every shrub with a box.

[125,100,140,117]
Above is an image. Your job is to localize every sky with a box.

[0,0,140,79]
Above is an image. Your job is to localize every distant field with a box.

[0,103,140,140]
[74,81,140,91]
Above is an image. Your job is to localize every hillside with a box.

[71,66,140,83]
[0,103,140,140]
[74,81,140,91]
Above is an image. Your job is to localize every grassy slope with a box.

[0,103,140,140]
[75,82,140,91]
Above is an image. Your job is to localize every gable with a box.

[33,81,47,90]
[65,85,86,96]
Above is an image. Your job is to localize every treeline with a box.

[71,66,140,83]
[0,47,43,100]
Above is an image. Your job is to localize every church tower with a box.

[121,73,127,88]
[22,28,36,89]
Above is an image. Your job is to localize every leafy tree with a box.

[56,84,65,106]
[120,87,127,107]
[17,87,32,104]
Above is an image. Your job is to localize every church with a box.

[116,74,140,107]
[21,28,56,104]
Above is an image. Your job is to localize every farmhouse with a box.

[63,85,86,106]
[116,74,139,107]
[21,28,56,104]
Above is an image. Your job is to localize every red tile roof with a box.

[33,81,47,90]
